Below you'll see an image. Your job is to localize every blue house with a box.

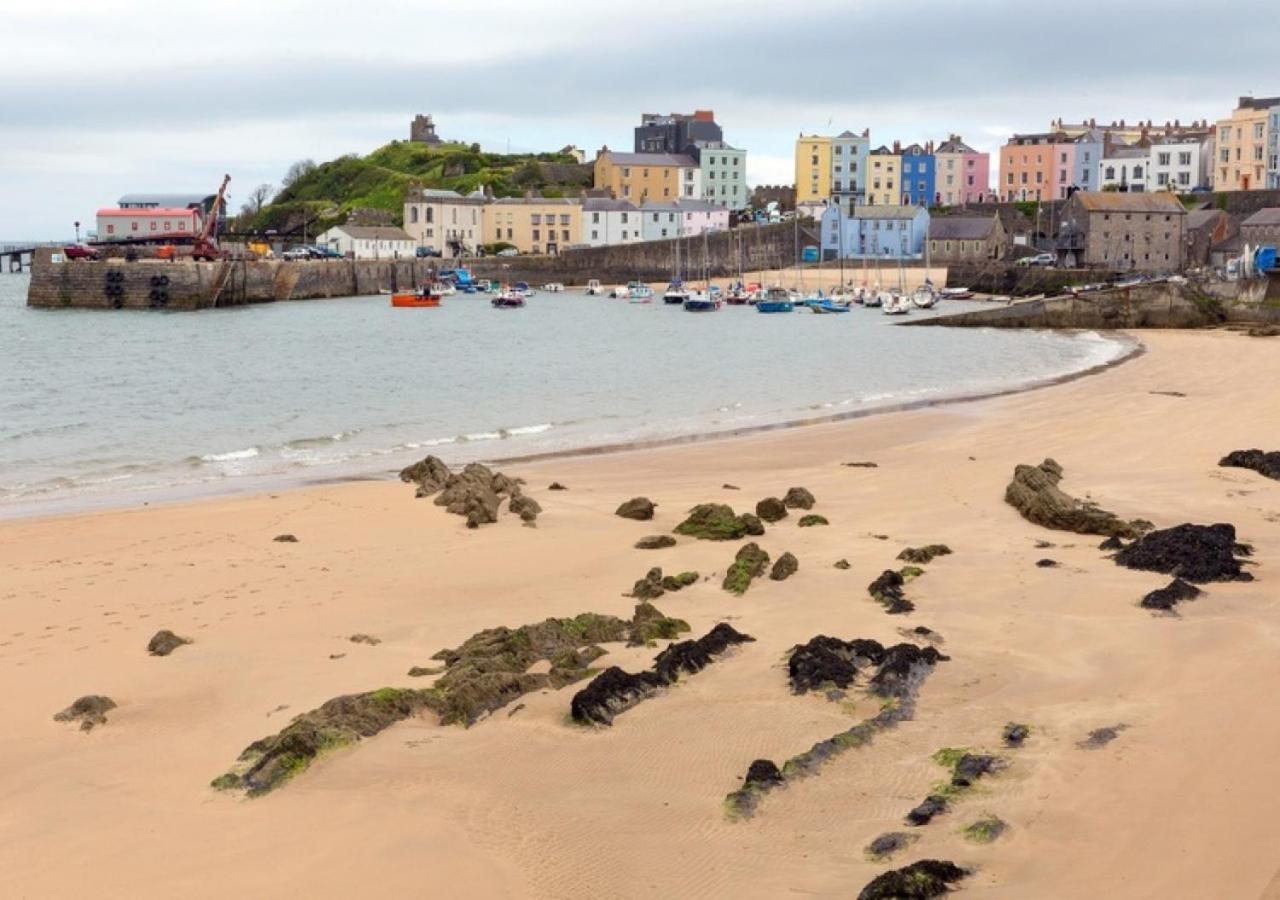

[821,204,931,259]
[899,143,936,207]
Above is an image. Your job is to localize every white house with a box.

[581,198,644,247]
[640,200,729,242]
[1148,133,1213,192]
[316,225,417,259]
[1098,144,1149,192]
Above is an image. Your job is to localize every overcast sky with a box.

[1,0,1275,239]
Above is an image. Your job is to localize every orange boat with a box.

[390,288,441,308]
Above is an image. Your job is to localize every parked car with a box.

[282,248,311,261]
[1016,253,1056,268]
[496,248,519,257]
[415,246,441,258]
[64,243,100,260]
[309,245,342,259]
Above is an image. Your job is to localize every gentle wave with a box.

[198,447,260,463]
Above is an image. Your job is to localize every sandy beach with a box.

[3,329,1279,899]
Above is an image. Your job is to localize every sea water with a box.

[0,274,1130,515]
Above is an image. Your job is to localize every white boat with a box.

[585,279,603,296]
[431,281,456,296]
[864,290,886,308]
[610,284,631,299]
[940,287,973,299]
[882,294,911,315]
[911,285,937,309]
[543,282,565,293]
[663,282,690,305]
[629,282,654,303]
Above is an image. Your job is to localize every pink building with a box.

[1000,132,1077,202]
[934,136,992,205]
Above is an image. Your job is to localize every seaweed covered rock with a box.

[660,571,699,592]
[742,758,784,789]
[770,552,799,581]
[755,496,788,523]
[54,695,117,732]
[963,814,1008,844]
[1114,523,1252,583]
[627,601,690,644]
[905,794,949,826]
[571,623,753,725]
[896,545,952,565]
[797,514,829,527]
[868,568,922,615]
[1078,723,1128,749]
[834,558,851,570]
[635,534,677,550]
[1005,458,1150,539]
[272,533,298,543]
[868,644,949,699]
[1036,558,1060,568]
[723,542,771,594]
[857,860,967,900]
[630,567,667,600]
[1220,449,1280,481]
[616,497,656,521]
[147,629,191,657]
[1140,578,1203,611]
[866,832,916,860]
[548,482,568,491]
[652,623,754,682]
[783,486,816,510]
[569,666,666,725]
[509,493,541,523]
[1002,723,1031,747]
[950,752,1002,788]
[399,454,453,495]
[788,636,887,694]
[674,503,758,540]
[1098,535,1125,551]
[741,513,765,536]
[213,688,435,795]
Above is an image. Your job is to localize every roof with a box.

[97,207,198,217]
[490,197,582,206]
[929,216,997,240]
[935,137,977,154]
[900,143,929,156]
[869,146,897,156]
[835,130,864,139]
[1103,145,1148,159]
[583,198,640,212]
[117,193,212,208]
[599,151,697,167]
[1242,208,1280,227]
[848,205,926,221]
[417,188,462,199]
[1073,192,1186,214]
[1185,209,1223,230]
[332,226,415,241]
[1238,96,1280,111]
[639,200,725,213]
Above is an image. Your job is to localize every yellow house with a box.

[795,134,832,204]
[484,197,583,255]
[867,147,901,205]
[593,150,700,204]
[1214,96,1279,191]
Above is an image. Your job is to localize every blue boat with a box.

[756,287,794,313]
[808,299,850,314]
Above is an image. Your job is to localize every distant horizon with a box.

[2,0,1276,238]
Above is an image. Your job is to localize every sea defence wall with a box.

[906,278,1276,330]
[25,248,441,310]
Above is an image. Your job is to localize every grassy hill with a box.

[247,142,593,236]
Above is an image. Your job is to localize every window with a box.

[132,222,138,231]
[1105,166,1116,180]
[560,215,570,226]
[150,221,157,231]
[409,207,419,224]
[1132,165,1143,178]
[591,230,598,239]
[1178,172,1190,186]
[531,214,541,225]
[563,230,570,241]
[622,167,631,177]
[1179,152,1192,166]
[621,213,628,224]
[592,212,600,223]
[164,221,171,231]
[107,224,115,234]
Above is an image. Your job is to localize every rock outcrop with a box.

[787,636,887,694]
[868,644,949,699]
[1114,523,1253,582]
[797,514,828,527]
[400,455,536,527]
[1220,449,1280,480]
[783,486,816,509]
[630,567,667,600]
[616,497,656,521]
[635,535,677,550]
[674,504,763,540]
[54,695,117,732]
[723,542,770,594]
[755,497,788,523]
[1005,458,1150,539]
[868,567,924,615]
[769,552,799,581]
[147,629,191,656]
[272,533,298,543]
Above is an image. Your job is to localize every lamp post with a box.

[74,221,80,243]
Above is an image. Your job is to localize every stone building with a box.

[927,215,1006,263]
[1184,209,1237,267]
[410,114,442,144]
[403,187,486,256]
[1240,208,1280,247]
[1056,192,1186,271]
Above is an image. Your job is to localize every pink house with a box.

[934,136,992,205]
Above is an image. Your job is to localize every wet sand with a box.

[2,329,1279,898]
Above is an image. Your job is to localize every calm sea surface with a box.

[0,274,1129,516]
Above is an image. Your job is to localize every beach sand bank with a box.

[2,330,1279,898]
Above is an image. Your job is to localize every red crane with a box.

[192,174,231,261]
